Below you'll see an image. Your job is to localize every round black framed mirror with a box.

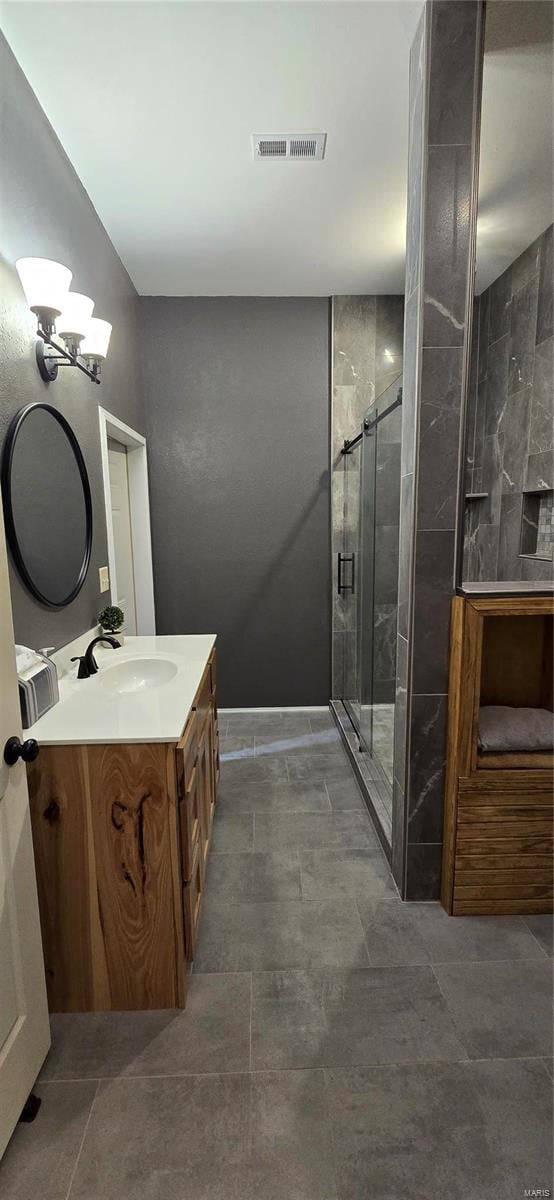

[1,403,93,608]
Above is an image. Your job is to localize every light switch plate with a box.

[99,566,110,593]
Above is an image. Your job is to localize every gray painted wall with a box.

[139,296,330,707]
[0,34,144,651]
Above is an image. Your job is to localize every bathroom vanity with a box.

[26,635,219,1012]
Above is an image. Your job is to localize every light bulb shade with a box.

[57,292,94,341]
[15,257,72,317]
[81,317,112,360]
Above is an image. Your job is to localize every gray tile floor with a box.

[2,709,553,1199]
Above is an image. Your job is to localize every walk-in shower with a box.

[332,378,402,849]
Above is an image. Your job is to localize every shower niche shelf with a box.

[521,489,554,561]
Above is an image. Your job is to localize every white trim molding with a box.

[98,407,156,635]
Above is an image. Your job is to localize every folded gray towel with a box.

[479,705,554,753]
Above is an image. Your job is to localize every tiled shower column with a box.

[392,0,483,898]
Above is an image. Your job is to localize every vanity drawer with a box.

[193,663,212,723]
[177,709,198,790]
[209,648,217,694]
[183,845,203,962]
[178,761,201,881]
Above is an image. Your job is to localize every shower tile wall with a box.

[331,295,404,701]
[465,224,554,582]
[393,0,482,899]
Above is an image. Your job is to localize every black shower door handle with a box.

[337,552,355,595]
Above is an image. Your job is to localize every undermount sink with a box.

[97,657,178,694]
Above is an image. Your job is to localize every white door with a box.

[108,438,138,635]
[0,502,50,1159]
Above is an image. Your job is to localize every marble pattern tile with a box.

[417,347,463,529]
[428,0,479,145]
[488,265,512,344]
[373,604,397,683]
[422,145,471,347]
[508,275,540,395]
[397,471,414,641]
[526,449,554,492]
[536,222,553,345]
[408,694,447,844]
[412,529,455,694]
[497,493,523,580]
[333,295,376,386]
[530,335,554,453]
[405,842,442,900]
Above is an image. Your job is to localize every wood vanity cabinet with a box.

[27,648,219,1012]
[441,598,553,916]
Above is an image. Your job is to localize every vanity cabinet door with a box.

[183,844,203,962]
[197,712,214,879]
[176,712,200,881]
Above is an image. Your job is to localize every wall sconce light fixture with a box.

[16,257,112,385]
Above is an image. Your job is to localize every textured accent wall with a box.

[392,0,482,899]
[331,295,404,703]
[464,224,553,582]
[139,296,330,708]
[0,35,144,650]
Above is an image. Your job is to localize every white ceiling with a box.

[1,0,422,296]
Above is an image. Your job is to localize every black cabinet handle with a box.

[4,737,40,767]
[337,552,355,595]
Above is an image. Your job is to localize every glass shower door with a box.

[340,438,362,733]
[358,384,402,786]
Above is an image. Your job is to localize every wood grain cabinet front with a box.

[28,648,218,1012]
[442,599,553,916]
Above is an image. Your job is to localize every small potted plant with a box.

[98,604,125,645]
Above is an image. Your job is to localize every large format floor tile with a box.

[300,848,397,900]
[217,779,331,814]
[324,777,367,811]
[68,1071,338,1200]
[0,1080,97,1200]
[258,728,343,756]
[253,810,378,853]
[205,850,302,902]
[41,974,251,1080]
[220,754,289,786]
[251,966,467,1070]
[287,752,354,783]
[524,913,553,957]
[357,898,547,965]
[211,810,254,853]
[194,898,369,972]
[224,711,314,737]
[326,1057,553,1200]
[433,958,554,1059]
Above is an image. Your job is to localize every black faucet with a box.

[71,635,121,679]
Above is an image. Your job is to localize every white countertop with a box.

[28,635,216,745]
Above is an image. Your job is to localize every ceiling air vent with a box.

[252,133,327,161]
